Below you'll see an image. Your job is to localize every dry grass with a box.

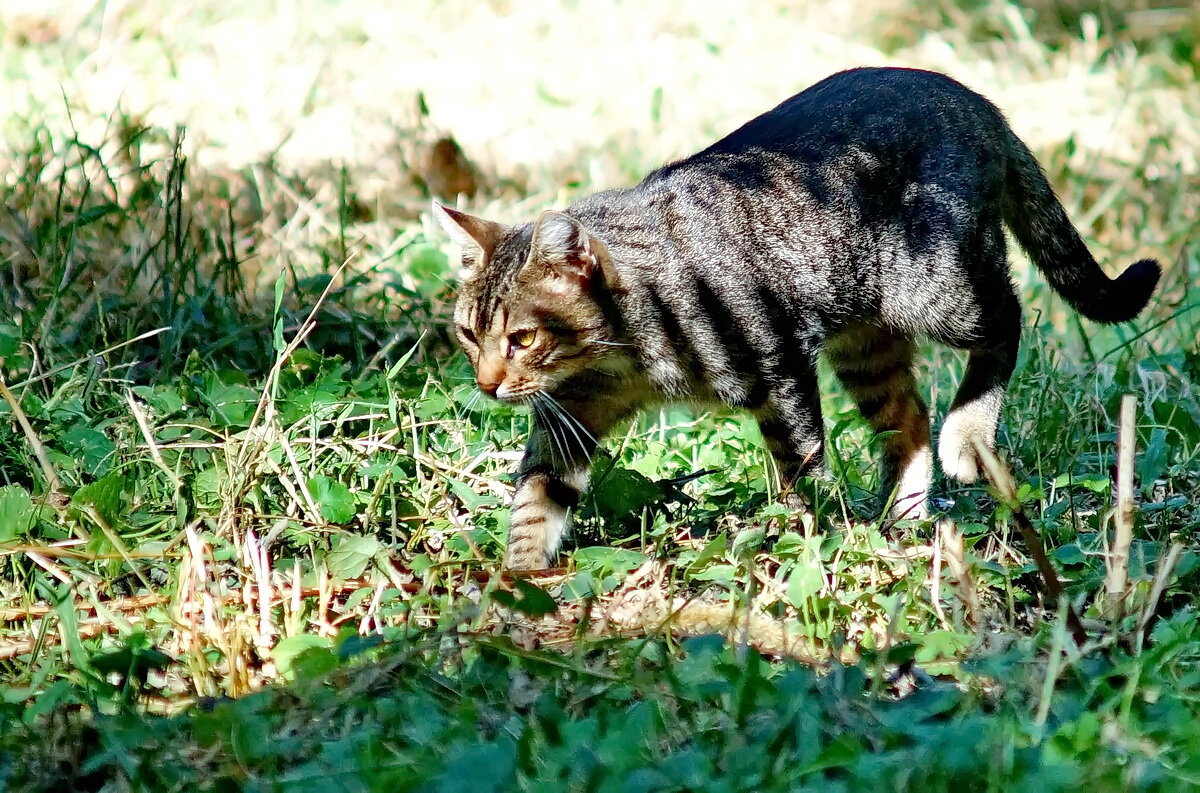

[5,1,1196,197]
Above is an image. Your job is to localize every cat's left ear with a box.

[530,211,615,288]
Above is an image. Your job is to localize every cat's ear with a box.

[530,211,612,287]
[432,202,507,277]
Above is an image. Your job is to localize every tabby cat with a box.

[435,67,1160,571]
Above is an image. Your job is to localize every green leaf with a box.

[325,534,380,579]
[0,485,36,541]
[132,385,186,417]
[686,533,728,576]
[73,473,126,526]
[1138,427,1169,493]
[61,423,116,477]
[194,465,224,510]
[589,466,662,520]
[90,633,171,682]
[689,563,737,583]
[0,323,20,358]
[884,641,919,666]
[571,546,645,578]
[786,561,825,606]
[336,633,383,661]
[402,243,449,280]
[273,634,336,681]
[561,570,598,601]
[730,527,765,557]
[1053,543,1087,566]
[205,381,259,428]
[386,340,422,379]
[491,579,557,617]
[916,630,973,663]
[1051,473,1110,494]
[307,475,357,523]
[74,202,121,226]
[446,476,497,510]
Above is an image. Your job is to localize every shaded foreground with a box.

[7,622,1200,792]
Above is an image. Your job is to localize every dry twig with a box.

[972,438,1088,647]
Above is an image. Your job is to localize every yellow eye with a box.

[509,329,537,349]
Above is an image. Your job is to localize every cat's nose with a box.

[476,357,506,397]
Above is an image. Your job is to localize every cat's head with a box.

[435,204,625,402]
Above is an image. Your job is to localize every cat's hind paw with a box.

[937,411,987,483]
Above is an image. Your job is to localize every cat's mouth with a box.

[489,382,542,403]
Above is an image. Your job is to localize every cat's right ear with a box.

[432,202,507,278]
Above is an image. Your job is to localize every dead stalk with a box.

[972,437,1088,647]
[0,378,63,500]
[1107,394,1137,619]
[929,523,949,629]
[1136,542,1184,646]
[938,519,981,629]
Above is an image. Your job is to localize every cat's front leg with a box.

[504,411,594,571]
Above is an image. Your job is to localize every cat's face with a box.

[436,205,623,402]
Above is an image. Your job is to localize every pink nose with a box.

[477,379,500,397]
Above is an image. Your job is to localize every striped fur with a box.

[437,67,1161,570]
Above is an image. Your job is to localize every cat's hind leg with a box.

[921,272,1017,479]
[934,291,1021,483]
[751,369,827,506]
[824,328,932,520]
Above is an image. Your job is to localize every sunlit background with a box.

[6,1,1196,218]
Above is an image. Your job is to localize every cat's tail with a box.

[1002,134,1160,324]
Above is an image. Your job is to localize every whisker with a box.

[537,393,571,442]
[540,393,595,464]
[533,394,568,470]
[529,399,552,467]
[455,389,482,421]
[591,340,633,348]
[542,394,577,467]
[545,393,598,446]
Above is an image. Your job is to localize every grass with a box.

[1,0,1199,790]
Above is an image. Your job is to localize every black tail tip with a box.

[1123,258,1162,287]
[1092,258,1161,323]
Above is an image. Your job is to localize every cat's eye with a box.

[509,329,537,349]
[457,325,477,346]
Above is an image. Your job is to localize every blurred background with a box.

[4,1,1196,215]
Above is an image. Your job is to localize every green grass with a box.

[1,1,1200,790]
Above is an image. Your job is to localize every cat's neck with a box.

[566,187,672,273]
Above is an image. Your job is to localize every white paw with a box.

[889,446,932,520]
[938,412,982,483]
[888,493,929,521]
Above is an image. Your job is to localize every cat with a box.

[435,66,1161,571]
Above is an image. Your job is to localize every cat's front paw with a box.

[887,493,929,522]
